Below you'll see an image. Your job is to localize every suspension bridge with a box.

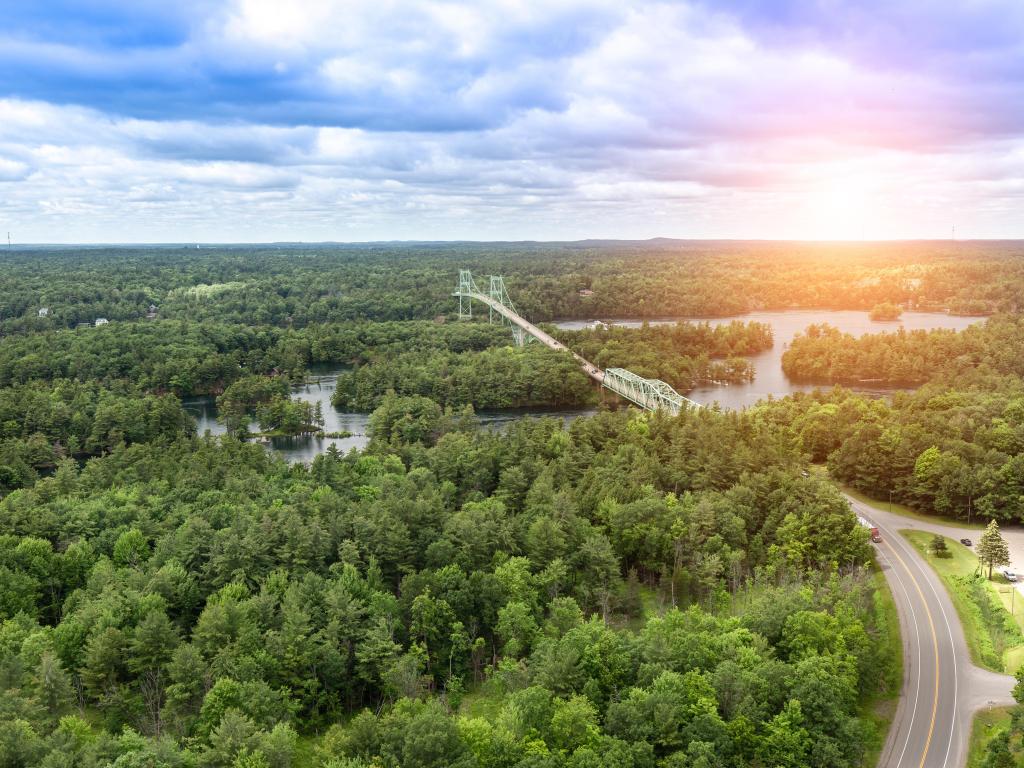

[453,270,700,416]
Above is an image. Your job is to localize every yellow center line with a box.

[883,537,940,768]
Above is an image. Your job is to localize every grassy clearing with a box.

[175,281,248,299]
[967,707,1014,768]
[1005,645,1024,675]
[903,531,1024,672]
[858,567,903,768]
[459,677,507,721]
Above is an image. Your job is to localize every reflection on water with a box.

[182,310,983,462]
[554,310,981,410]
[182,370,597,464]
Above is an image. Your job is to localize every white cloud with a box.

[1,1,1024,240]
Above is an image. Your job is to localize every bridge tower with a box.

[456,270,479,320]
[488,275,526,346]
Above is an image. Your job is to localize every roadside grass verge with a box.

[967,707,1014,768]
[903,531,1024,672]
[858,567,903,768]
[835,479,984,530]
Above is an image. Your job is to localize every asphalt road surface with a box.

[844,494,1015,768]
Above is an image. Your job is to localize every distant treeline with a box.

[1,240,1020,334]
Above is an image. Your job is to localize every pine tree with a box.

[33,652,73,719]
[929,534,950,559]
[129,611,180,736]
[978,519,1011,579]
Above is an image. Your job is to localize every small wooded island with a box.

[869,302,903,321]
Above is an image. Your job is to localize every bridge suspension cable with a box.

[453,270,701,415]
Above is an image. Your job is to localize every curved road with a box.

[845,494,1015,767]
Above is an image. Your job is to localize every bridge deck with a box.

[456,282,700,413]
[455,290,605,383]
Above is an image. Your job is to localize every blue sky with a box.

[2,0,1024,242]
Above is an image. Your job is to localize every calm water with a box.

[554,310,981,410]
[183,369,597,463]
[183,310,981,462]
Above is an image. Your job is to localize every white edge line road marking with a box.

[892,529,960,767]
[870,502,960,768]
[877,542,923,768]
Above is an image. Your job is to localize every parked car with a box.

[1001,568,1018,582]
[960,538,973,547]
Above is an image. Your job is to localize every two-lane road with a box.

[845,494,1015,767]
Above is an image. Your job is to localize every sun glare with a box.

[795,173,877,240]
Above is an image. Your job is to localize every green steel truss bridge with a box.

[453,270,700,416]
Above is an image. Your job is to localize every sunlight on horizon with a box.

[1,1,1022,241]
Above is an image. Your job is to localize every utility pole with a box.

[6,232,10,250]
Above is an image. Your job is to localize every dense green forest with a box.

[0,321,507,395]
[552,322,771,392]
[1,403,888,768]
[1,240,1020,335]
[332,346,595,411]
[6,242,1024,768]
[781,315,1024,385]
[752,317,1024,523]
[331,321,776,413]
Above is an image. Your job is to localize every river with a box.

[554,309,981,410]
[182,310,981,462]
[182,369,597,463]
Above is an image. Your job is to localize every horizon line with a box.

[2,236,1020,248]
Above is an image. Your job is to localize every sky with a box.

[2,0,1024,243]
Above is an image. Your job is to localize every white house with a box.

[38,307,49,317]
[95,318,109,326]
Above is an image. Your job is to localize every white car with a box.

[1001,568,1018,582]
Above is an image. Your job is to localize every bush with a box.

[929,535,951,559]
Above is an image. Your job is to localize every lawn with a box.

[903,531,1024,673]
[967,707,1014,768]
